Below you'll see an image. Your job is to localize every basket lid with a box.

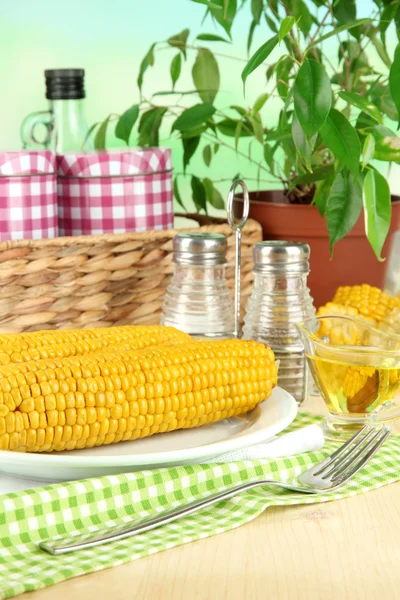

[0,151,56,176]
[56,148,172,177]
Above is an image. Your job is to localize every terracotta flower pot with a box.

[234,190,400,307]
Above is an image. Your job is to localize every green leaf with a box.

[191,175,207,213]
[183,136,201,171]
[241,35,279,90]
[389,43,400,129]
[115,105,139,145]
[292,165,335,186]
[380,3,396,46]
[263,143,275,173]
[338,91,383,124]
[214,143,220,154]
[294,60,332,138]
[286,0,312,36]
[192,48,220,104]
[326,170,363,256]
[203,178,225,209]
[363,168,392,260]
[203,144,212,167]
[181,125,208,138]
[308,19,372,49]
[370,34,391,69]
[209,0,237,38]
[251,0,263,24]
[234,121,242,150]
[170,54,182,90]
[265,14,278,33]
[216,118,252,137]
[253,93,269,113]
[138,107,167,146]
[223,0,229,17]
[292,113,315,170]
[313,178,333,217]
[362,134,375,169]
[381,87,398,122]
[137,43,156,90]
[250,114,264,145]
[82,122,99,148]
[247,19,257,54]
[173,178,186,210]
[196,33,230,42]
[276,56,292,101]
[167,29,189,58]
[172,103,216,132]
[94,116,111,149]
[230,105,247,116]
[332,0,356,24]
[372,125,400,162]
[279,16,296,42]
[320,109,361,175]
[396,6,400,41]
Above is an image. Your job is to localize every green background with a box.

[2,0,400,210]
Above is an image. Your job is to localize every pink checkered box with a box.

[57,148,174,236]
[0,151,57,241]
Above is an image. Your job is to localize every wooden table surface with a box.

[17,395,400,600]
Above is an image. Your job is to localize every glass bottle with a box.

[243,241,316,404]
[20,69,91,153]
[161,232,234,338]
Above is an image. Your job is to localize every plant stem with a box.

[308,8,331,45]
[156,44,249,64]
[202,131,276,178]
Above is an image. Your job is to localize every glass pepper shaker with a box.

[243,241,316,404]
[161,232,234,338]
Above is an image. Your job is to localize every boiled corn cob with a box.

[0,325,189,366]
[0,338,277,453]
[317,285,400,344]
[332,285,399,322]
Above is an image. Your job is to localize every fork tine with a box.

[317,427,379,479]
[331,427,390,483]
[312,425,371,477]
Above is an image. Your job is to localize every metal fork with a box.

[39,425,390,555]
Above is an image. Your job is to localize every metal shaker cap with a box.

[253,241,310,273]
[173,232,227,265]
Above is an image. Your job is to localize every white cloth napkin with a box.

[0,425,324,495]
[207,424,324,462]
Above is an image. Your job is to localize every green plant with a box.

[89,0,400,259]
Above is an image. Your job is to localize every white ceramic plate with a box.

[0,387,297,482]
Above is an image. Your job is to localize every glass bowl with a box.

[297,315,400,440]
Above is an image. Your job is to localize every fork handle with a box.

[39,478,299,555]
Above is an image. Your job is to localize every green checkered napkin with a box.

[1,412,400,599]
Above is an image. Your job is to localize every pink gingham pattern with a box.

[56,147,171,177]
[0,175,57,240]
[0,151,57,241]
[57,149,173,236]
[0,151,55,175]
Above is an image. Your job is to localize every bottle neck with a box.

[49,99,90,153]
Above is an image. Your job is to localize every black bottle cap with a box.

[45,69,85,100]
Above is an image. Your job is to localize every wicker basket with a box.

[0,217,262,334]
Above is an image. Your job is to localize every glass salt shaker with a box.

[161,232,234,338]
[243,241,316,404]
